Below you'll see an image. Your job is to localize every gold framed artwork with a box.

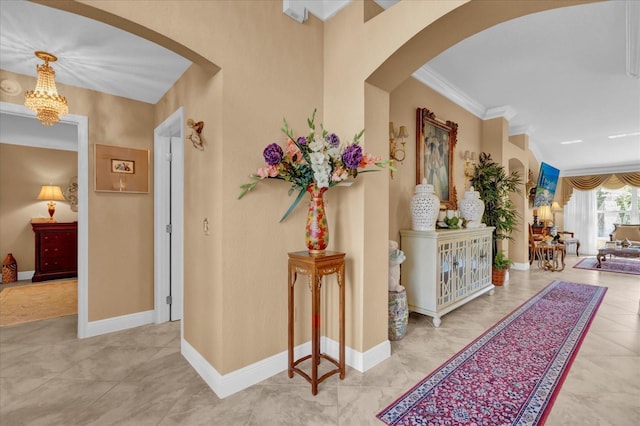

[95,144,149,193]
[416,108,458,210]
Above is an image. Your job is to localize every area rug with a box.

[0,280,77,326]
[377,280,606,426]
[573,256,640,275]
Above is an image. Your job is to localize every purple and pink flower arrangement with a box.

[239,109,392,221]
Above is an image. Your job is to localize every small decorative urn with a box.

[410,178,440,231]
[459,186,485,228]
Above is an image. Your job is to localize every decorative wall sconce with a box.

[63,176,78,212]
[463,150,477,178]
[24,51,68,126]
[525,170,537,206]
[389,121,407,178]
[187,119,205,150]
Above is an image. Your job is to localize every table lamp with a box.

[551,201,562,225]
[37,185,65,221]
[538,205,553,227]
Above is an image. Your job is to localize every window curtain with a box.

[565,189,598,255]
[561,172,640,205]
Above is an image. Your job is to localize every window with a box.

[596,185,639,238]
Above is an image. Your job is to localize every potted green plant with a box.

[492,250,513,286]
[468,152,522,285]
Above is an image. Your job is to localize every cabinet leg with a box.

[432,317,441,328]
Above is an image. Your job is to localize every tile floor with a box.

[1,256,639,425]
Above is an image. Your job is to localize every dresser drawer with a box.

[40,255,76,273]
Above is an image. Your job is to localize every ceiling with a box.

[1,0,639,176]
[0,0,191,104]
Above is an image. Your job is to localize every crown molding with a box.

[284,0,352,22]
[484,105,517,121]
[412,65,486,118]
[306,0,351,20]
[510,124,534,137]
[412,66,527,130]
[561,163,640,177]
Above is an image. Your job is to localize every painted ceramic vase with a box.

[410,178,440,231]
[2,253,17,284]
[459,186,485,228]
[388,289,408,340]
[305,184,329,254]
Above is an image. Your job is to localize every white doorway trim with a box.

[0,101,89,338]
[154,107,184,323]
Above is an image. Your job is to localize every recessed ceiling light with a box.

[607,131,640,139]
[559,139,583,145]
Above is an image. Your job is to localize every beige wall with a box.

[389,77,484,243]
[0,68,155,321]
[143,1,326,373]
[4,0,594,382]
[0,144,78,271]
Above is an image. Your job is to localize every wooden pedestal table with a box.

[288,251,345,395]
[535,243,566,271]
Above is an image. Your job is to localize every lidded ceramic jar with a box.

[410,178,440,231]
[459,186,485,228]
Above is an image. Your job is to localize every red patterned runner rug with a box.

[377,280,607,425]
[573,256,640,275]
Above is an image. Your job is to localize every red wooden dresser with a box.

[31,220,78,282]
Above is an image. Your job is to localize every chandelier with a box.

[24,51,68,126]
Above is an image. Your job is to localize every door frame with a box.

[0,101,89,338]
[154,107,184,323]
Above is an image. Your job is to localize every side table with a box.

[535,243,566,271]
[288,251,345,395]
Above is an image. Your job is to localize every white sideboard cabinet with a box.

[400,227,495,327]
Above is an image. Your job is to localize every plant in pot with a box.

[468,152,522,285]
[492,250,513,286]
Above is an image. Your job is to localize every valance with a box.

[560,172,640,205]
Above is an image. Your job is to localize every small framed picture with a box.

[111,159,135,174]
[95,144,149,193]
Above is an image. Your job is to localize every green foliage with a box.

[443,216,466,229]
[493,250,513,271]
[469,152,523,243]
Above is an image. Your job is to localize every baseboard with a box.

[181,336,391,399]
[83,309,154,338]
[322,336,391,372]
[511,262,530,271]
[17,270,35,281]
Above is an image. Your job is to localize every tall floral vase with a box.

[306,184,329,254]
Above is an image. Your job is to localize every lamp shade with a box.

[538,205,552,222]
[37,185,65,201]
[551,201,562,212]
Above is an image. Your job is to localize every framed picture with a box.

[95,144,149,193]
[533,162,560,207]
[111,159,135,174]
[416,108,458,210]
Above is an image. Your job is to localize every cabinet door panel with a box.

[453,239,467,299]
[438,240,455,307]
[468,235,491,292]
